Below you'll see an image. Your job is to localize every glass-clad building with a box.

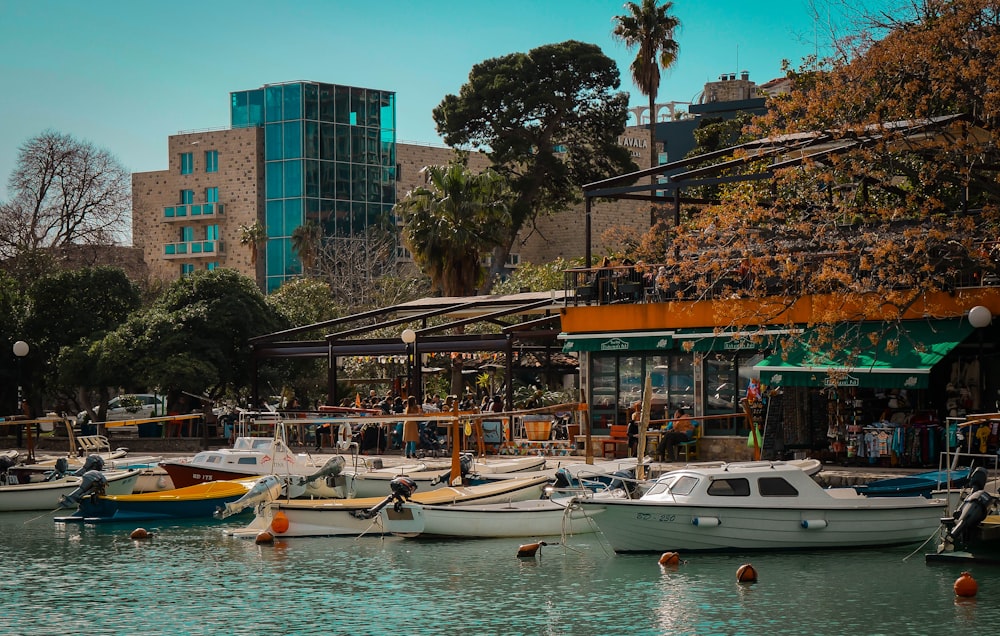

[231,81,397,292]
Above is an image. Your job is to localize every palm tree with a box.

[613,0,681,210]
[395,163,511,297]
[238,222,266,265]
[291,221,322,276]
[395,162,512,398]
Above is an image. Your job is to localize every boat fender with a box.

[947,489,996,546]
[57,470,109,508]
[801,519,828,529]
[72,455,105,476]
[692,516,721,527]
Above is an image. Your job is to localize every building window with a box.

[205,150,219,173]
[180,152,193,175]
[181,226,194,242]
[205,187,218,203]
[181,263,195,276]
[181,189,194,204]
[207,261,218,271]
[206,224,219,241]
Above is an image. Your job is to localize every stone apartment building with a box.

[130,80,655,292]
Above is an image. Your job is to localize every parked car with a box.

[78,394,168,433]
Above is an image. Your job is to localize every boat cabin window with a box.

[757,477,799,497]
[236,457,258,465]
[706,478,751,497]
[251,440,272,450]
[668,475,698,496]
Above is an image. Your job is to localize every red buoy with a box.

[736,563,758,583]
[658,552,681,566]
[517,541,548,558]
[129,528,151,540]
[255,531,274,545]
[955,571,978,597]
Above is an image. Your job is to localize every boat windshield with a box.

[645,474,697,496]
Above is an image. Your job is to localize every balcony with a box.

[163,203,224,222]
[163,240,225,259]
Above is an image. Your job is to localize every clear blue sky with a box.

[0,0,834,192]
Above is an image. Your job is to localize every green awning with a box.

[755,319,974,389]
[561,333,672,353]
[672,327,794,352]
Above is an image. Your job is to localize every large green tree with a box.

[612,0,681,172]
[27,267,141,419]
[433,40,637,285]
[97,269,287,405]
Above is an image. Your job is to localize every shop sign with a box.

[600,337,630,351]
[823,374,860,387]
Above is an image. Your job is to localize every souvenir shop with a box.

[754,319,993,467]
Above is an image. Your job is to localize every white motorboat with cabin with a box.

[576,460,948,553]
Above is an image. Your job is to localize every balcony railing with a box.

[163,203,224,221]
[163,240,225,259]
[564,246,1000,307]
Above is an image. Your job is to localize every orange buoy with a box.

[658,552,681,566]
[736,563,758,583]
[517,541,548,558]
[955,571,978,597]
[270,511,290,534]
[129,528,151,540]
[255,531,274,545]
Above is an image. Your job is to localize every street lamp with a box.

[13,340,29,451]
[401,328,419,403]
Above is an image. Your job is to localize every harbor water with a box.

[4,510,1000,636]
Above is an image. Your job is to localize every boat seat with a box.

[77,435,111,455]
[602,425,629,458]
[677,425,701,462]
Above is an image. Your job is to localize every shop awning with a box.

[755,319,974,389]
[560,333,672,353]
[672,327,796,352]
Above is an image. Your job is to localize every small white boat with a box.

[576,460,947,553]
[226,474,551,538]
[382,487,625,539]
[0,469,142,512]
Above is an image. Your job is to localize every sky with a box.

[0,0,839,193]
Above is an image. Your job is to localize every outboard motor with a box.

[943,486,997,549]
[0,455,16,484]
[58,470,109,509]
[45,457,70,482]
[350,476,418,520]
[73,455,105,476]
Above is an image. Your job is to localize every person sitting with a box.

[656,408,695,462]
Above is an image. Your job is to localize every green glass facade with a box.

[231,81,397,292]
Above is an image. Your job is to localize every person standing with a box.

[403,396,421,458]
[627,401,642,457]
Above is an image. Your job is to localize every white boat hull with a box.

[383,497,605,538]
[0,470,142,512]
[226,475,550,538]
[577,461,947,553]
[579,498,947,552]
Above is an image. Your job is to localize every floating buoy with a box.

[517,541,548,558]
[255,531,274,545]
[129,527,152,540]
[270,511,289,534]
[658,551,681,566]
[736,563,758,583]
[955,571,978,597]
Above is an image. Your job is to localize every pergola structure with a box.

[581,114,989,266]
[248,291,568,408]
